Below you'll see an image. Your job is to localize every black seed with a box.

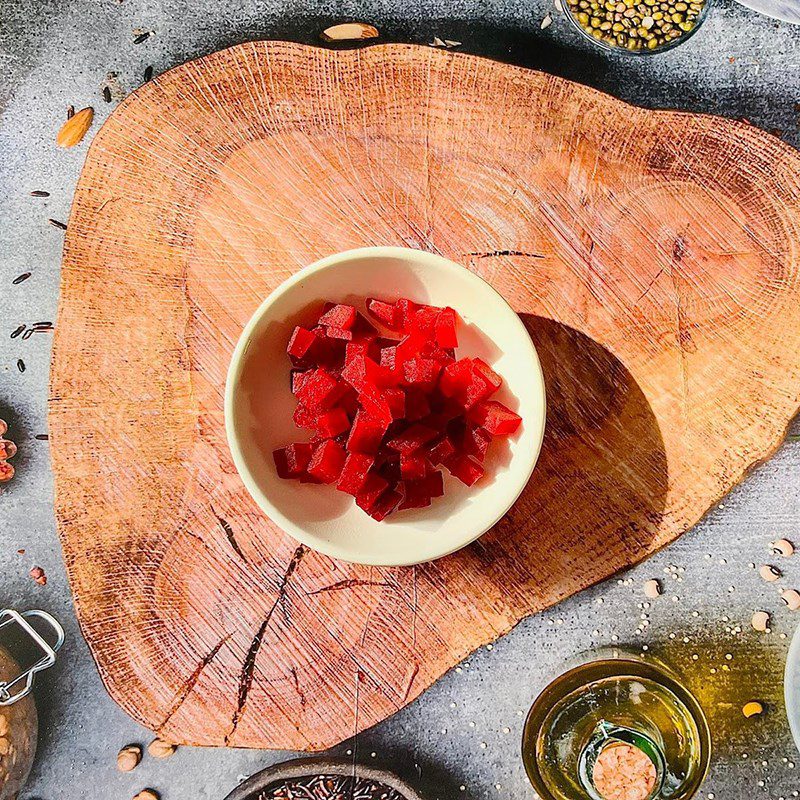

[16,359,25,373]
[10,325,25,339]
[12,273,31,285]
[35,434,49,441]
[134,31,151,44]
[21,329,34,340]
[103,86,112,103]
[30,190,50,198]
[32,321,53,328]
[48,218,67,230]
[144,65,154,82]
[67,105,74,119]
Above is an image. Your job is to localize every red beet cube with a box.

[307,439,346,483]
[396,298,420,330]
[287,326,319,365]
[439,359,473,397]
[325,326,354,341]
[402,357,441,390]
[384,388,406,419]
[428,435,457,465]
[434,307,459,348]
[444,453,485,486]
[297,368,343,411]
[400,452,429,481]
[291,369,309,395]
[473,358,502,391]
[412,304,440,334]
[423,469,445,498]
[380,346,398,372]
[386,423,439,454]
[368,485,404,521]
[358,385,393,427]
[463,424,492,461]
[293,403,316,430]
[319,303,357,330]
[460,370,494,409]
[284,443,313,475]
[337,452,375,495]
[356,473,390,512]
[367,298,401,330]
[398,479,433,510]
[347,410,389,454]
[467,400,522,435]
[273,447,291,479]
[315,407,350,439]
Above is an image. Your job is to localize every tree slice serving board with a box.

[50,41,800,750]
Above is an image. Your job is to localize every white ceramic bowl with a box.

[225,247,546,566]
[785,621,800,754]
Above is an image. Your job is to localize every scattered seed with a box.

[56,106,94,148]
[10,326,25,339]
[66,105,74,119]
[320,22,380,41]
[12,273,31,285]
[144,65,154,83]
[644,578,661,599]
[34,434,49,441]
[33,321,53,329]
[21,329,34,340]
[752,611,770,632]
[147,738,177,758]
[16,359,25,373]
[117,744,142,772]
[48,218,68,230]
[782,589,800,610]
[430,36,447,47]
[444,39,462,47]
[541,13,553,27]
[133,791,159,800]
[30,190,50,198]
[759,564,781,582]
[133,31,152,44]
[103,86,112,103]
[772,539,795,557]
[742,701,764,718]
[29,566,46,585]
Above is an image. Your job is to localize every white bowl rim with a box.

[224,245,546,566]
[785,620,800,754]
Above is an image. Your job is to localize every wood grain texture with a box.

[49,41,800,750]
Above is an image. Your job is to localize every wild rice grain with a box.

[10,326,25,339]
[30,190,50,197]
[16,359,25,373]
[144,65,154,82]
[103,86,112,103]
[133,32,151,44]
[48,218,67,230]
[12,273,31,285]
[67,105,75,119]
[34,434,49,441]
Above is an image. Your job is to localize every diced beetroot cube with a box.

[412,304,440,334]
[463,424,492,462]
[404,388,431,421]
[439,358,473,398]
[380,346,398,372]
[346,341,369,361]
[284,443,313,475]
[420,341,456,367]
[358,384,393,427]
[287,326,319,365]
[396,298,420,330]
[444,453,485,486]
[386,423,439,454]
[356,473,390,512]
[467,400,522,435]
[293,403,316,430]
[400,452,429,481]
[319,303,357,330]
[347,410,389,454]
[397,479,433,510]
[309,326,345,367]
[337,452,375,495]
[434,307,459,348]
[297,368,343,411]
[473,358,502,391]
[367,298,402,330]
[315,407,350,439]
[460,370,493,409]
[273,447,291,479]
[423,469,445,498]
[307,439,346,484]
[368,485,404,521]
[384,388,406,419]
[428,435,457,465]
[325,326,353,341]
[350,311,379,343]
[402,357,441,391]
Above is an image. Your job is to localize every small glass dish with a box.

[562,0,713,55]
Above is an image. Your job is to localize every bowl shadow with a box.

[439,315,668,607]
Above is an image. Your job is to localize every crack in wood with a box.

[466,250,545,259]
[158,634,231,731]
[308,578,391,595]
[210,502,246,562]
[289,665,306,708]
[402,662,420,703]
[225,545,307,744]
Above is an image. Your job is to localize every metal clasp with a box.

[0,610,64,706]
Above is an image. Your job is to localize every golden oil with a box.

[522,650,711,800]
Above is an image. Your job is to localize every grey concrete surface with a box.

[2,1,800,799]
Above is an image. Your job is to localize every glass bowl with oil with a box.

[562,0,713,54]
[522,649,711,800]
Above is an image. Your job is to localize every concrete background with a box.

[2,1,800,798]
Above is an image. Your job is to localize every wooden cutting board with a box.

[50,41,800,750]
